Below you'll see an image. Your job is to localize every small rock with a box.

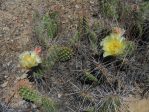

[21,24,24,27]
[20,73,28,79]
[75,5,79,9]
[90,1,94,4]
[4,75,8,78]
[32,104,37,108]
[58,93,62,98]
[3,27,10,31]
[12,16,17,21]
[18,100,26,106]
[1,81,8,88]
[16,73,28,80]
[16,100,29,109]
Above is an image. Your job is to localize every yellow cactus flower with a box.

[19,48,42,69]
[100,27,127,57]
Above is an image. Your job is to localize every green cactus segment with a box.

[84,70,99,83]
[41,97,57,112]
[19,86,58,111]
[33,70,44,79]
[44,45,59,69]
[34,11,59,47]
[41,46,73,72]
[19,87,41,103]
[99,95,121,112]
[47,46,73,63]
[42,12,58,39]
[57,47,73,62]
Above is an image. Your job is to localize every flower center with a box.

[108,41,122,54]
[23,55,36,65]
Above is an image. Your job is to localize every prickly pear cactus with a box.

[19,87,41,103]
[41,97,57,112]
[58,47,73,62]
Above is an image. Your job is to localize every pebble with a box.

[16,100,29,109]
[75,5,79,9]
[1,81,8,88]
[3,27,10,31]
[58,93,62,98]
[32,104,37,108]
[90,1,94,4]
[4,75,8,78]
[16,73,28,80]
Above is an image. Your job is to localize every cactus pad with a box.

[19,87,41,103]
